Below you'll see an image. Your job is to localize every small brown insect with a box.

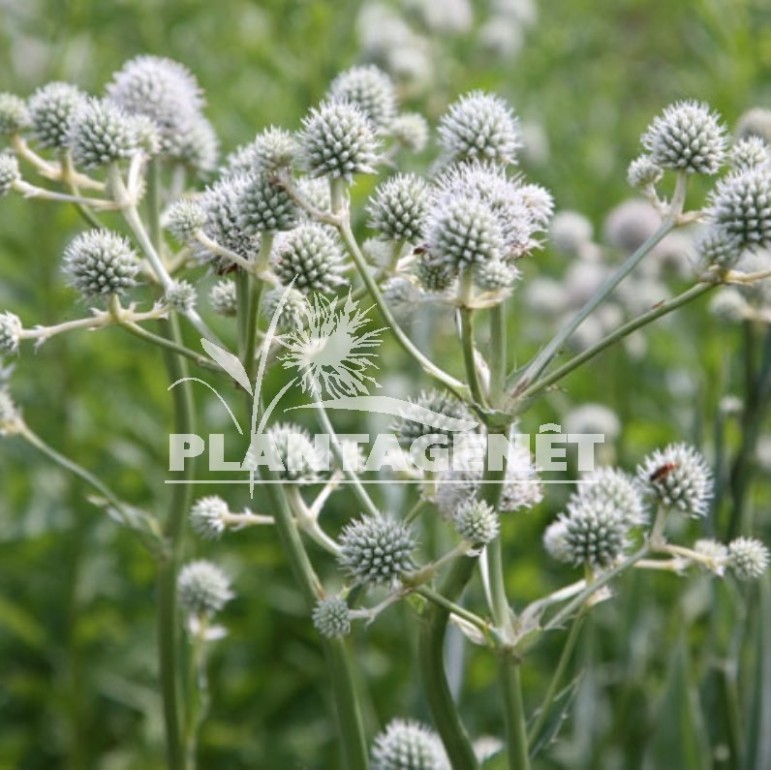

[649,462,678,482]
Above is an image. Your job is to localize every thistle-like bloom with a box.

[472,259,521,291]
[367,173,431,243]
[543,520,571,563]
[392,389,474,442]
[189,495,230,540]
[381,277,423,319]
[209,279,238,317]
[736,107,771,143]
[338,514,416,585]
[636,443,713,518]
[165,280,196,313]
[728,536,769,581]
[454,498,499,545]
[67,98,139,168]
[558,497,629,567]
[166,114,219,173]
[438,91,521,166]
[272,223,345,293]
[0,93,29,135]
[227,127,298,176]
[262,285,309,330]
[580,467,647,526]
[63,230,140,298]
[627,154,663,189]
[299,100,379,180]
[177,560,233,617]
[389,112,429,153]
[697,227,743,270]
[641,100,727,175]
[199,175,258,265]
[517,183,555,228]
[261,423,322,482]
[708,167,771,251]
[238,173,298,235]
[370,719,448,770]
[329,65,397,129]
[162,198,206,243]
[312,597,352,638]
[413,252,458,292]
[0,152,20,197]
[0,311,22,356]
[28,82,86,149]
[730,136,770,172]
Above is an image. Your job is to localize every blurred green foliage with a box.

[0,0,770,768]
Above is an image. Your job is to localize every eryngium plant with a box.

[1,55,769,771]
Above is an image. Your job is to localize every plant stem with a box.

[489,302,507,406]
[499,658,530,770]
[119,320,219,371]
[243,236,272,381]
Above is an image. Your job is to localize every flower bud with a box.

[312,596,352,638]
[63,229,140,298]
[0,93,29,135]
[189,495,230,540]
[728,536,769,581]
[28,82,86,149]
[162,198,206,243]
[371,719,447,770]
[165,280,197,313]
[209,279,238,317]
[454,498,499,545]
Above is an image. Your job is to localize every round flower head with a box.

[559,497,629,568]
[189,495,230,540]
[177,560,233,617]
[438,91,521,166]
[381,277,423,320]
[389,112,429,153]
[0,93,29,135]
[200,175,258,266]
[516,183,554,229]
[272,223,345,293]
[709,287,748,322]
[162,198,206,244]
[63,229,140,298]
[472,259,521,292]
[234,126,298,175]
[0,152,20,197]
[708,167,771,251]
[636,442,713,518]
[67,98,139,169]
[641,100,727,175]
[455,498,499,545]
[312,596,352,638]
[238,172,298,235]
[736,107,771,143]
[579,467,647,526]
[627,154,664,189]
[603,198,660,253]
[0,311,22,356]
[549,210,594,256]
[209,279,238,317]
[414,251,458,292]
[262,285,309,330]
[261,422,322,482]
[694,538,729,575]
[393,389,474,443]
[728,537,769,581]
[296,176,332,213]
[167,114,219,174]
[425,193,505,268]
[371,719,447,771]
[28,82,86,149]
[543,519,571,562]
[338,514,416,586]
[329,65,397,129]
[697,227,743,270]
[730,136,770,172]
[367,173,431,243]
[300,100,379,180]
[165,280,196,314]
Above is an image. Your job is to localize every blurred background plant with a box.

[0,0,769,768]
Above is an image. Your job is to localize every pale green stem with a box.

[183,618,209,770]
[458,269,487,407]
[489,302,507,407]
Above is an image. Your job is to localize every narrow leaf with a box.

[201,338,253,394]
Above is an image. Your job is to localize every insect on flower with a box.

[649,462,678,482]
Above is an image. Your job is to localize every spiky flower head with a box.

[393,389,474,443]
[694,538,729,575]
[209,279,238,317]
[637,443,713,518]
[162,198,206,243]
[262,285,309,330]
[0,93,29,135]
[338,514,416,585]
[0,311,22,356]
[165,280,196,314]
[641,100,727,175]
[177,559,233,617]
[549,210,594,256]
[371,719,447,770]
[697,227,743,270]
[261,422,322,482]
[425,193,505,268]
[272,223,344,292]
[367,173,431,242]
[381,277,423,320]
[241,126,298,174]
[67,98,139,168]
[28,82,86,149]
[312,597,352,638]
[300,100,379,180]
[627,154,664,189]
[199,175,258,265]
[472,259,521,292]
[238,173,297,235]
[0,388,23,436]
[389,112,429,153]
[414,252,457,292]
[438,91,520,166]
[0,152,20,197]
[329,65,397,129]
[728,537,769,581]
[580,467,647,526]
[730,136,770,172]
[166,114,219,173]
[736,107,771,143]
[63,230,140,298]
[517,183,554,229]
[559,497,629,567]
[708,167,771,251]
[189,495,230,540]
[543,520,571,562]
[454,498,499,544]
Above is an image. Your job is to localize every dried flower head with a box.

[63,230,140,298]
[312,597,352,638]
[177,559,233,617]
